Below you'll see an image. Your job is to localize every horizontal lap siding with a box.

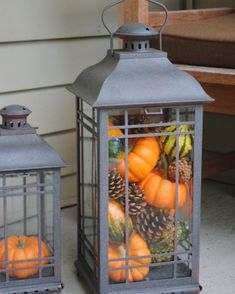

[0,38,109,93]
[0,0,118,42]
[0,0,118,206]
[61,174,77,207]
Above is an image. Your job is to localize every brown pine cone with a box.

[119,184,147,216]
[168,157,193,183]
[109,169,125,200]
[135,205,172,242]
[111,115,163,134]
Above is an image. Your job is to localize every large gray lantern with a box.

[0,105,65,294]
[67,1,213,293]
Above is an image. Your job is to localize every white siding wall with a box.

[0,0,118,207]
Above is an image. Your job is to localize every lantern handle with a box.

[101,0,168,53]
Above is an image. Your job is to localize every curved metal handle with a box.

[101,0,168,52]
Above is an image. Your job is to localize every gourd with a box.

[139,171,188,210]
[108,200,133,243]
[108,231,151,282]
[160,124,193,158]
[0,236,49,278]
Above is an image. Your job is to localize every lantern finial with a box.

[115,23,159,52]
[0,105,35,135]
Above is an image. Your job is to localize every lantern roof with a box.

[67,20,213,108]
[0,105,66,172]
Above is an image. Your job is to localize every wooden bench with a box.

[120,1,235,179]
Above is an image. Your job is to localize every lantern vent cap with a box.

[115,23,159,40]
[0,104,34,134]
[0,105,31,116]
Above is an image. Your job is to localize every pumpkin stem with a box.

[17,239,25,249]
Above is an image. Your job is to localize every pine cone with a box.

[119,184,147,216]
[128,115,163,134]
[112,115,162,134]
[168,157,193,183]
[135,205,172,242]
[109,169,125,200]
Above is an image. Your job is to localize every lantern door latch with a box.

[144,107,163,115]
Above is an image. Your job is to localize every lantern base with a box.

[0,282,63,294]
[75,259,201,294]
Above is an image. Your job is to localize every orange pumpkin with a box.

[0,236,49,278]
[108,119,123,137]
[117,137,160,183]
[139,171,188,210]
[108,231,151,282]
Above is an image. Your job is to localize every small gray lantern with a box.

[0,105,66,294]
[67,1,213,293]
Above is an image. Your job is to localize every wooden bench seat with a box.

[152,12,235,69]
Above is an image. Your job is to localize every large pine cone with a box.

[135,205,172,242]
[119,184,147,216]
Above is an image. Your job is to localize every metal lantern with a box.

[0,105,66,294]
[67,1,213,293]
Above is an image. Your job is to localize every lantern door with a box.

[101,105,203,293]
[0,169,61,292]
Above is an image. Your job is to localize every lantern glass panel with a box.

[0,170,56,282]
[108,106,195,285]
[77,99,99,279]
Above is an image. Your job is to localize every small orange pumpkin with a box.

[108,231,151,282]
[0,236,49,278]
[139,171,188,210]
[117,137,160,183]
[108,119,123,137]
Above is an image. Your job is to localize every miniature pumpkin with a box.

[117,137,160,182]
[108,200,133,244]
[108,119,124,137]
[108,231,151,282]
[139,171,188,210]
[0,236,49,278]
[108,119,125,159]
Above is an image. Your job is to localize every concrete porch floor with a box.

[61,180,235,294]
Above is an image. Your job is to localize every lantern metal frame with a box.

[74,102,204,294]
[0,105,66,294]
